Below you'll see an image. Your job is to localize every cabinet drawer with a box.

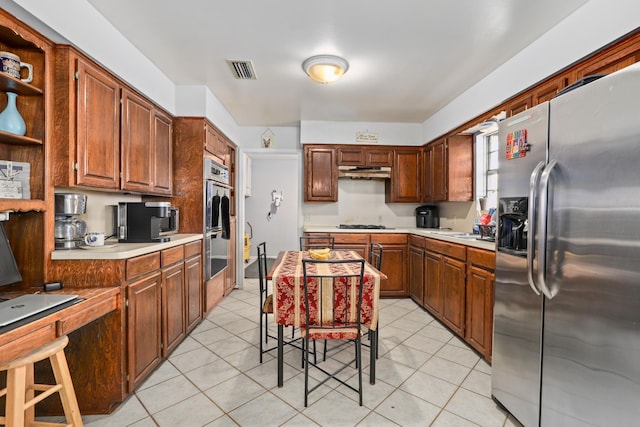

[425,238,466,261]
[57,296,118,336]
[162,245,185,267]
[467,247,495,270]
[370,233,408,244]
[0,324,56,366]
[409,235,426,248]
[184,240,201,258]
[331,233,370,244]
[126,252,160,280]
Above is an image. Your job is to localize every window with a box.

[474,130,499,209]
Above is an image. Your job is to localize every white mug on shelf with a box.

[0,51,33,83]
[84,231,105,247]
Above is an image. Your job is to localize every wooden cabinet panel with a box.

[126,252,161,280]
[152,109,173,195]
[425,136,472,202]
[226,217,237,295]
[75,57,121,189]
[424,250,442,315]
[531,76,569,105]
[161,245,184,267]
[466,265,494,361]
[386,148,422,202]
[409,244,424,305]
[127,271,162,392]
[204,122,226,157]
[162,262,186,357]
[424,139,446,202]
[304,145,338,202]
[441,256,466,335]
[331,233,369,259]
[506,92,532,117]
[378,243,407,297]
[185,253,202,332]
[576,35,640,79]
[337,146,365,166]
[121,88,153,192]
[366,148,393,167]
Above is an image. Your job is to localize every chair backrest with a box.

[299,235,335,251]
[301,259,366,331]
[256,241,268,294]
[369,242,383,270]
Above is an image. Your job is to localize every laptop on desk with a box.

[0,293,78,327]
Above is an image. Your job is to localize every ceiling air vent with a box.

[227,60,257,80]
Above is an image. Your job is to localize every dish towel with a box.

[221,194,230,240]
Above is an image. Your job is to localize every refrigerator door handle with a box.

[537,159,557,299]
[527,161,545,295]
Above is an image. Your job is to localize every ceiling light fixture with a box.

[302,55,349,84]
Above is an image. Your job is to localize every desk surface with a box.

[0,287,120,366]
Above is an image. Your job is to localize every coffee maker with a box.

[416,205,439,228]
[54,193,88,249]
[116,202,172,243]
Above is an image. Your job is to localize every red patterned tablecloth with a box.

[272,250,380,330]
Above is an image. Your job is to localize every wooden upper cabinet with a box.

[121,88,153,193]
[304,145,338,202]
[337,146,392,167]
[576,34,640,79]
[152,109,173,195]
[424,135,472,202]
[385,148,422,202]
[54,51,121,189]
[506,92,532,117]
[204,122,226,158]
[531,76,569,105]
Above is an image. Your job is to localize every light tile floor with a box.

[45,278,523,427]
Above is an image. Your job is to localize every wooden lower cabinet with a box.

[161,261,186,357]
[465,247,495,361]
[370,233,408,297]
[185,242,203,332]
[441,256,466,336]
[424,250,443,316]
[226,217,237,295]
[409,236,425,304]
[126,271,162,392]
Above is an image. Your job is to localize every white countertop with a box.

[51,233,204,260]
[303,226,496,251]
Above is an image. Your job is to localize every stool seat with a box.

[0,335,83,427]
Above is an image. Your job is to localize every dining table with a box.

[267,249,387,387]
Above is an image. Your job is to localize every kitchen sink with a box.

[431,231,479,239]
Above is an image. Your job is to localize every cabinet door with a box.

[330,233,369,259]
[162,262,186,357]
[76,58,120,189]
[506,93,532,117]
[446,135,473,202]
[304,146,338,202]
[337,146,365,166]
[424,251,442,315]
[441,256,466,335]
[152,109,173,195]
[185,254,202,332]
[127,271,162,392]
[466,265,494,360]
[531,76,569,105]
[409,245,424,305]
[226,217,237,295]
[365,148,393,167]
[121,88,153,193]
[378,244,407,297]
[387,148,422,202]
[431,140,447,201]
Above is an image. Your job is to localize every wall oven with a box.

[204,157,231,280]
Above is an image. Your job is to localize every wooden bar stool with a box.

[0,335,83,427]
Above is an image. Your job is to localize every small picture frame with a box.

[261,128,274,148]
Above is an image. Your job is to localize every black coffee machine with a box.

[116,202,172,243]
[416,205,439,228]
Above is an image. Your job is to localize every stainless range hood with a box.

[338,166,391,179]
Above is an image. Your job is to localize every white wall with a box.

[243,155,300,258]
[301,120,422,145]
[421,0,640,143]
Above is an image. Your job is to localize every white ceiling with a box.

[86,0,589,127]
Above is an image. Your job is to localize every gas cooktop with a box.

[338,224,388,229]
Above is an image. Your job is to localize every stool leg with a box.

[49,350,83,426]
[6,365,27,427]
[24,363,35,425]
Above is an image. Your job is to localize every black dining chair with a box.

[299,235,335,251]
[301,258,367,406]
[257,242,301,362]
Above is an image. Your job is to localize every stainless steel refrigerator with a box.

[492,63,640,427]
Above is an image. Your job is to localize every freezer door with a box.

[542,63,640,426]
[492,104,548,427]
